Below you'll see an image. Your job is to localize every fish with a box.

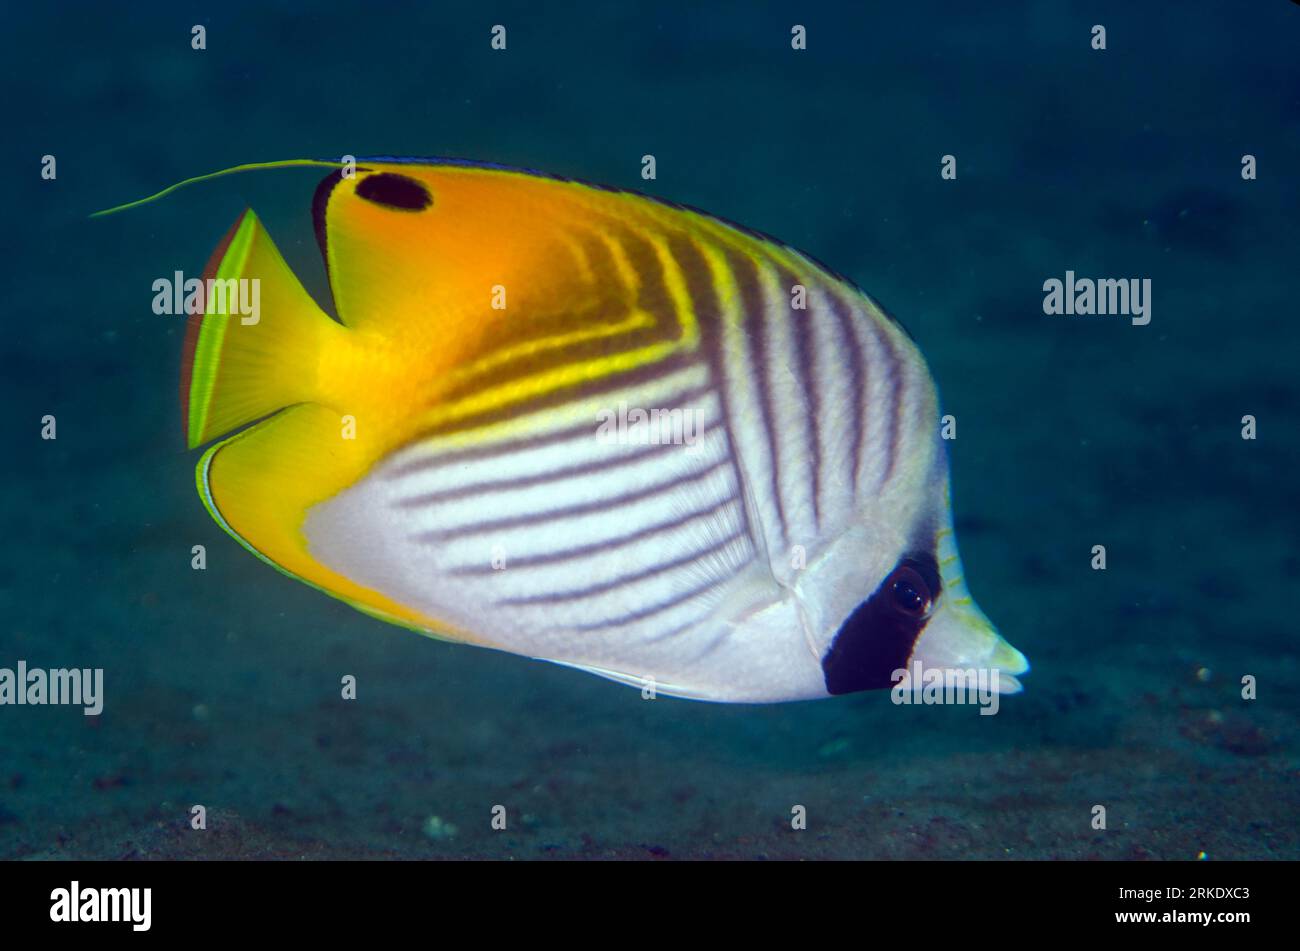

[104,157,1029,703]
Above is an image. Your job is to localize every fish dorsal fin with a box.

[310,160,730,345]
[317,162,587,332]
[307,157,902,483]
[313,160,809,442]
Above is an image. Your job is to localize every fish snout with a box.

[906,600,1030,695]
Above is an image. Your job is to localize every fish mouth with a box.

[908,599,1030,694]
[985,636,1031,693]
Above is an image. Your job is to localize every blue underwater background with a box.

[1,1,1297,859]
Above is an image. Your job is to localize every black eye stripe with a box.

[821,551,942,695]
[355,172,433,211]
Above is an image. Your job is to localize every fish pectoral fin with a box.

[198,403,465,639]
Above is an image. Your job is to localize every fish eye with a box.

[888,563,932,618]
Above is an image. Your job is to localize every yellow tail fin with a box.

[181,209,343,448]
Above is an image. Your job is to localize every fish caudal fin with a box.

[185,212,452,639]
[181,209,343,449]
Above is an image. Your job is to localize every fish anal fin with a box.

[199,403,475,642]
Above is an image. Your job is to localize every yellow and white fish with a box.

[110,157,1029,702]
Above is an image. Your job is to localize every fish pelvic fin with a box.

[181,209,347,449]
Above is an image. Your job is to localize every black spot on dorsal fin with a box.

[355,172,433,211]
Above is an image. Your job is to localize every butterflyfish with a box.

[104,157,1029,703]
